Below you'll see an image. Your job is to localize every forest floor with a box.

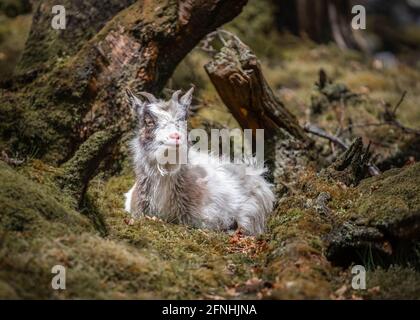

[1,1,420,299]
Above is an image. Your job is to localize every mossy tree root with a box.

[56,128,121,207]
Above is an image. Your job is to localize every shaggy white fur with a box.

[124,88,275,235]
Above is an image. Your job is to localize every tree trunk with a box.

[274,0,359,50]
[0,0,248,164]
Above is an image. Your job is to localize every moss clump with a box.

[0,160,262,299]
[0,161,91,234]
[364,266,420,300]
[325,163,420,271]
[355,162,420,238]
[262,171,343,299]
[56,128,121,205]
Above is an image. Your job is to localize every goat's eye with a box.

[144,116,155,127]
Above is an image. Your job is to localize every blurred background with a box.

[1,0,420,168]
[1,0,420,81]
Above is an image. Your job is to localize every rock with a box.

[373,52,398,70]
[326,162,420,267]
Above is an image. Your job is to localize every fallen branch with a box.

[304,123,347,150]
[204,30,312,146]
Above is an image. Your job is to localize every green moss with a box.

[363,266,420,300]
[0,14,31,80]
[0,161,91,234]
[0,159,261,299]
[84,173,259,299]
[56,128,120,204]
[354,163,420,237]
[263,180,337,299]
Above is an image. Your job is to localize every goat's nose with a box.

[169,132,181,140]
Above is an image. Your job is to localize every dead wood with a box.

[322,137,374,186]
[204,31,312,147]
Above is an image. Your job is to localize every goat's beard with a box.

[154,144,188,176]
[156,162,181,176]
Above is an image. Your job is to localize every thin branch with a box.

[199,29,244,55]
[304,123,347,150]
[393,90,407,115]
[1,150,25,166]
[304,123,380,176]
[342,91,420,136]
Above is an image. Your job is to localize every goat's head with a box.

[126,87,194,173]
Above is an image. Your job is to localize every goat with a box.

[124,87,274,235]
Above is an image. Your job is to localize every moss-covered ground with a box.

[1,158,272,299]
[1,0,420,299]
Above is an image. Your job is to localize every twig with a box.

[1,150,25,166]
[304,123,380,176]
[217,31,228,47]
[343,119,420,136]
[389,119,420,135]
[304,123,347,150]
[343,91,420,136]
[199,29,244,55]
[277,180,298,195]
[393,90,407,115]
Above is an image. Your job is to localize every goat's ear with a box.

[126,88,141,105]
[137,91,158,104]
[126,88,144,117]
[180,86,194,106]
[126,89,157,105]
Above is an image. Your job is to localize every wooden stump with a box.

[204,35,312,147]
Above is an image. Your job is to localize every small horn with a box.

[171,90,182,103]
[180,86,194,106]
[137,91,157,103]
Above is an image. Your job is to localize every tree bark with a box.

[56,127,121,207]
[321,137,372,186]
[204,34,312,147]
[0,0,248,164]
[203,32,318,200]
